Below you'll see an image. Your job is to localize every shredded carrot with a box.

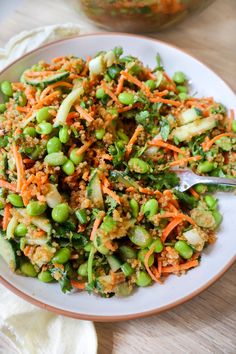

[157,258,162,275]
[162,260,199,273]
[120,70,151,97]
[161,216,183,243]
[173,151,178,161]
[138,186,162,198]
[144,245,160,282]
[39,91,60,105]
[153,89,169,97]
[189,187,200,199]
[40,81,73,100]
[149,139,188,155]
[25,71,57,77]
[169,155,202,167]
[90,211,105,240]
[125,125,143,158]
[75,104,94,123]
[2,203,11,231]
[70,280,86,290]
[0,179,17,192]
[118,105,135,113]
[102,185,121,204]
[66,112,79,124]
[12,144,25,192]
[202,133,236,151]
[147,71,157,80]
[149,97,181,107]
[163,190,179,208]
[101,82,121,105]
[76,139,94,156]
[16,106,30,113]
[102,175,110,188]
[116,75,125,95]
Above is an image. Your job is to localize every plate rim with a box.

[0,32,235,322]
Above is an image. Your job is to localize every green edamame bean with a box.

[14,223,27,237]
[52,247,71,264]
[1,81,13,97]
[232,121,236,133]
[36,122,53,135]
[178,92,188,101]
[23,126,37,137]
[59,126,70,143]
[212,211,222,226]
[78,262,88,277]
[149,238,163,253]
[129,226,152,248]
[143,199,158,218]
[44,152,67,166]
[62,160,75,176]
[129,199,139,218]
[7,193,24,207]
[101,216,117,233]
[204,195,217,210]
[75,209,88,224]
[138,249,154,266]
[118,92,135,105]
[47,137,62,154]
[173,71,186,84]
[15,92,27,107]
[194,184,207,194]
[135,271,152,287]
[0,200,4,209]
[95,128,105,140]
[20,263,37,277]
[36,107,51,123]
[119,245,137,261]
[96,88,106,99]
[38,270,53,283]
[117,129,129,143]
[197,161,215,173]
[174,240,193,259]
[69,148,84,165]
[128,157,150,174]
[52,203,69,223]
[177,85,187,93]
[145,80,156,91]
[0,103,6,113]
[121,262,134,277]
[26,201,47,216]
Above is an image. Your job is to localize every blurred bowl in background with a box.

[71,0,215,33]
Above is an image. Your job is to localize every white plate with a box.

[0,33,235,321]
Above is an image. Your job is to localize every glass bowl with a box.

[72,0,215,33]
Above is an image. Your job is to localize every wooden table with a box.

[0,1,235,353]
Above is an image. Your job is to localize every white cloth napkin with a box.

[0,23,90,70]
[0,24,97,354]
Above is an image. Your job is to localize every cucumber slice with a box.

[0,236,16,271]
[54,85,84,127]
[21,70,70,87]
[87,170,104,209]
[171,117,217,142]
[110,170,140,189]
[107,255,122,272]
[178,107,202,126]
[6,215,18,240]
[17,209,52,235]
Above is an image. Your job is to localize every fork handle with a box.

[196,175,236,187]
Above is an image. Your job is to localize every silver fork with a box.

[173,169,236,192]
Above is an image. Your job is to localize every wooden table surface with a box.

[0,1,235,353]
